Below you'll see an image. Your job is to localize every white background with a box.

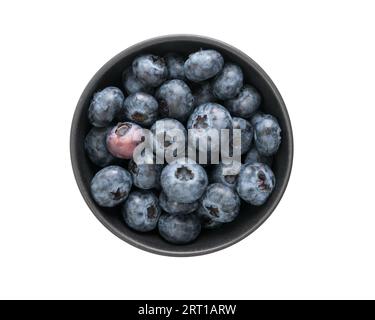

[0,0,374,300]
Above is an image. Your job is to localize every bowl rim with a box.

[70,34,294,257]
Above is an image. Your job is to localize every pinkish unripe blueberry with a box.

[106,122,145,159]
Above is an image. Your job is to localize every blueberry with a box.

[210,161,241,188]
[254,114,281,156]
[165,53,186,80]
[128,155,162,190]
[236,162,275,206]
[106,122,146,159]
[90,166,132,207]
[197,207,223,229]
[250,111,265,126]
[150,118,187,160]
[225,85,261,118]
[231,117,253,155]
[155,79,194,121]
[245,147,273,167]
[122,67,154,95]
[160,158,208,203]
[187,103,232,156]
[187,102,232,131]
[122,191,161,232]
[132,54,168,87]
[184,50,224,82]
[158,213,201,244]
[123,92,158,126]
[84,127,115,167]
[213,63,243,100]
[159,191,198,215]
[193,81,217,107]
[199,183,240,223]
[88,87,124,127]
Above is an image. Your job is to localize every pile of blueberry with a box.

[85,49,281,245]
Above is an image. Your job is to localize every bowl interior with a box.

[71,35,293,256]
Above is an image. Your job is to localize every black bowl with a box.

[70,35,293,257]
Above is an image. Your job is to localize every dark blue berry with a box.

[184,50,224,82]
[193,81,217,107]
[122,191,161,232]
[236,162,275,205]
[187,103,232,156]
[225,85,261,118]
[156,79,194,121]
[128,155,162,190]
[232,117,253,155]
[123,92,158,126]
[88,87,124,127]
[90,166,132,207]
[158,213,201,244]
[187,103,232,131]
[254,114,281,156]
[165,53,186,80]
[132,54,168,87]
[122,67,154,95]
[160,158,208,203]
[250,111,265,126]
[213,63,243,100]
[199,183,240,223]
[84,127,115,167]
